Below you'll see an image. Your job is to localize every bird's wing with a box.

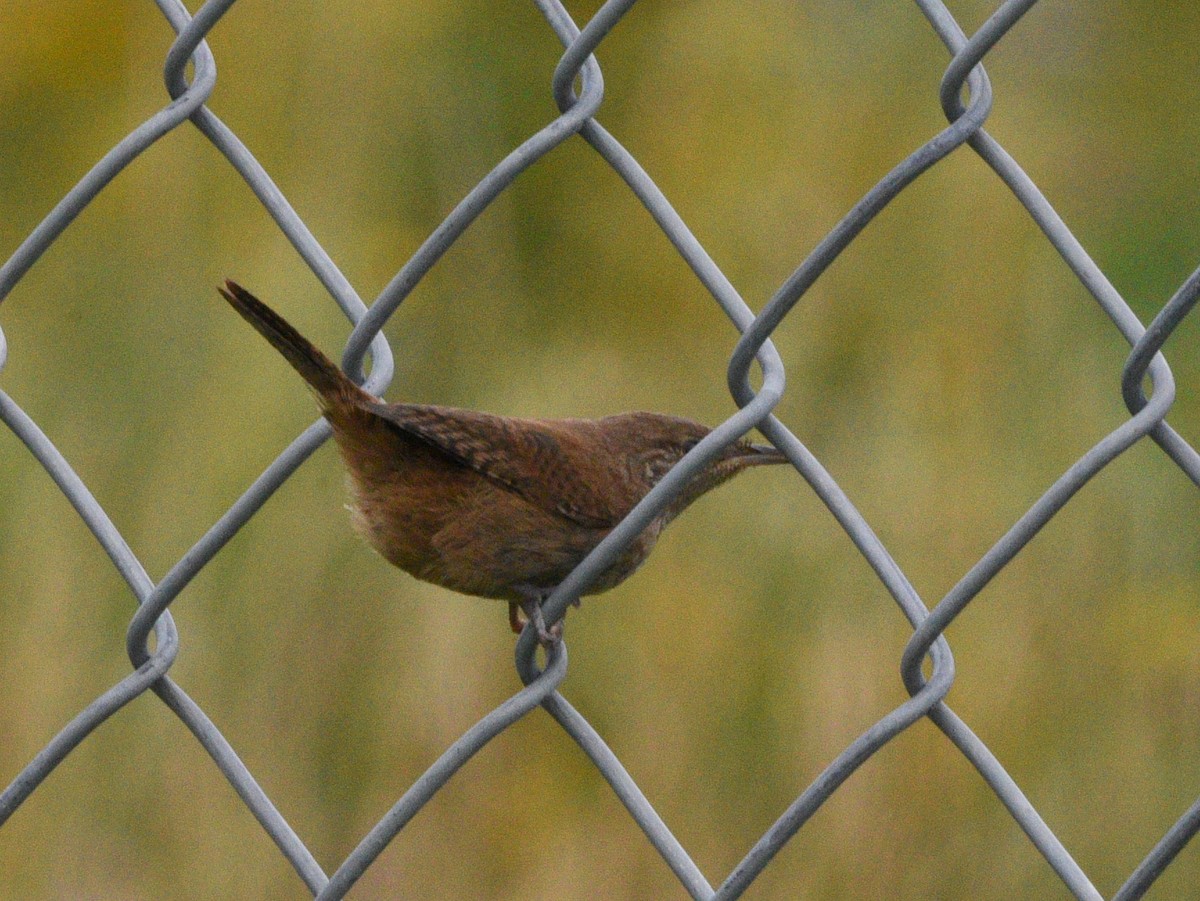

[364,402,629,528]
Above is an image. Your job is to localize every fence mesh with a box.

[2,1,1199,898]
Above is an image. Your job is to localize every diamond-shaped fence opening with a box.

[1,1,1199,898]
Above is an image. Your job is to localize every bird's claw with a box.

[511,597,563,646]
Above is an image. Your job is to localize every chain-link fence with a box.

[2,1,1199,898]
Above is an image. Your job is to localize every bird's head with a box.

[613,413,787,523]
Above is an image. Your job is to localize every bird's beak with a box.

[743,443,788,464]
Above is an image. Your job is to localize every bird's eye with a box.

[681,438,701,454]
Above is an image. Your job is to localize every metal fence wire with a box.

[2,0,1200,898]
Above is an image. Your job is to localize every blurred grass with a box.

[1,1,1199,899]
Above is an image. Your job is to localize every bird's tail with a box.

[218,279,367,406]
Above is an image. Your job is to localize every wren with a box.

[218,280,787,641]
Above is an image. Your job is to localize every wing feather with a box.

[364,402,633,528]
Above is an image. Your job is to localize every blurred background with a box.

[1,1,1199,898]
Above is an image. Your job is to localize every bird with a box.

[218,280,788,642]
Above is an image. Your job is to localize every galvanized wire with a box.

[1,1,1198,899]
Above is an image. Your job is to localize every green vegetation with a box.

[1,2,1198,898]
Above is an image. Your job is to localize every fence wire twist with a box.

[2,1,1199,899]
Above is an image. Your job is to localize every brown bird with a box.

[218,280,787,642]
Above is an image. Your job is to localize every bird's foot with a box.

[510,596,562,646]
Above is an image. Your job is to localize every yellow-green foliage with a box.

[1,2,1199,898]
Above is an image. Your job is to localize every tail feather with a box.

[218,280,363,404]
